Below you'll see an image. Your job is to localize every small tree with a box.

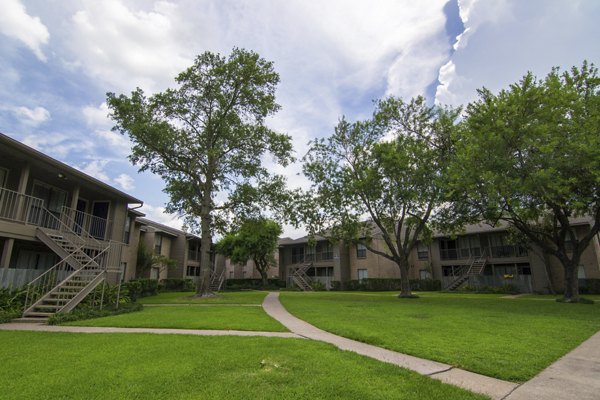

[451,62,600,302]
[107,48,293,296]
[216,218,282,286]
[136,241,176,278]
[302,97,459,298]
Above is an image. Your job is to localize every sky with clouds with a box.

[1,0,599,237]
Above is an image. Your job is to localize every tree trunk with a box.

[397,256,413,298]
[562,259,580,302]
[197,210,213,296]
[260,270,268,287]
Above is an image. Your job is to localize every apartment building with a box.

[277,219,600,293]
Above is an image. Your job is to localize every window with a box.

[578,265,586,279]
[291,246,304,264]
[0,167,7,187]
[186,265,201,276]
[32,182,67,213]
[356,242,367,258]
[123,216,132,244]
[316,242,334,261]
[357,268,368,282]
[417,241,429,260]
[439,239,458,260]
[154,234,163,254]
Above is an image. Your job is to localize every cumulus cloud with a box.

[139,203,184,230]
[68,0,195,93]
[114,173,135,190]
[77,160,110,182]
[13,106,51,126]
[0,0,49,61]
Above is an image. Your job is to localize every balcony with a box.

[0,187,44,224]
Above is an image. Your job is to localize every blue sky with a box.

[1,0,599,237]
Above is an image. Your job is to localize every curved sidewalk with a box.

[262,292,518,400]
[0,322,302,338]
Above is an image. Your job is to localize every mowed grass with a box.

[139,290,268,304]
[280,291,600,382]
[66,291,284,331]
[0,331,486,400]
[65,305,286,332]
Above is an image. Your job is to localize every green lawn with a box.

[65,305,287,332]
[0,331,485,400]
[280,291,600,382]
[139,290,268,304]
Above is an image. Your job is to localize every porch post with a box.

[15,164,30,222]
[69,185,80,211]
[1,238,14,270]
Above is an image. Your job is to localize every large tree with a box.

[107,48,293,296]
[216,218,282,286]
[302,97,459,297]
[451,62,600,302]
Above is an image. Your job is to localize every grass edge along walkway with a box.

[262,292,518,400]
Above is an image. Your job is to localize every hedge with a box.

[224,279,286,290]
[330,278,441,292]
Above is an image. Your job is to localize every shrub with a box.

[328,279,441,292]
[160,278,195,292]
[579,279,600,295]
[48,302,143,325]
[224,279,286,290]
[123,279,159,301]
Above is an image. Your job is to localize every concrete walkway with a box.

[0,322,302,338]
[504,330,600,400]
[262,292,518,399]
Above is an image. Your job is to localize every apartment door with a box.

[91,201,109,239]
[73,198,87,234]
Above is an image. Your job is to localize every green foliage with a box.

[47,303,143,325]
[107,48,294,296]
[136,241,176,276]
[301,96,461,297]
[0,287,28,322]
[451,61,600,301]
[123,279,159,301]
[160,278,195,291]
[224,279,286,290]
[216,218,282,284]
[330,279,441,292]
[580,279,600,294]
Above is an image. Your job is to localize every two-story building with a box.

[0,133,143,317]
[276,219,600,293]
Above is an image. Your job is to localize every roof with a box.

[138,217,200,240]
[0,132,143,204]
[278,235,329,246]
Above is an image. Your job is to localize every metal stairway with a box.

[208,269,225,292]
[21,209,116,321]
[445,255,487,291]
[290,264,313,291]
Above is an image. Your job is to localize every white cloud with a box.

[83,102,132,155]
[139,203,184,230]
[13,106,51,126]
[114,173,135,190]
[68,0,195,93]
[76,159,110,183]
[0,0,49,61]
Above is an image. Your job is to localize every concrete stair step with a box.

[12,317,48,323]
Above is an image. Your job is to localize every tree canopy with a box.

[451,61,600,302]
[302,96,460,297]
[107,48,293,295]
[216,218,282,285]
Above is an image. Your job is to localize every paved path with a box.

[262,292,518,400]
[0,322,303,338]
[504,330,600,400]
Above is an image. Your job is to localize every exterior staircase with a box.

[20,208,119,321]
[445,255,487,291]
[290,263,313,291]
[208,269,225,292]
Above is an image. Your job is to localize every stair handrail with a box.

[24,243,111,314]
[58,206,106,248]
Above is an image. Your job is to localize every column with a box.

[1,238,14,270]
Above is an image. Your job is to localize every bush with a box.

[579,279,600,294]
[48,302,143,325]
[329,279,441,292]
[123,279,159,301]
[160,278,195,292]
[0,309,21,323]
[224,279,286,290]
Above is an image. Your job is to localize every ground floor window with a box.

[357,268,368,282]
[186,265,201,276]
